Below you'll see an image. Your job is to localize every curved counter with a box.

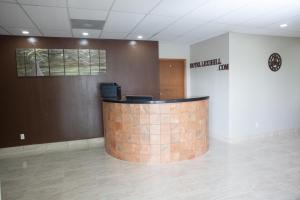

[102,97,209,164]
[103,96,209,104]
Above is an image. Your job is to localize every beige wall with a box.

[190,33,229,141]
[229,32,300,141]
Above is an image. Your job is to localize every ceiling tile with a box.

[176,22,230,44]
[23,5,70,30]
[243,4,300,27]
[103,12,145,32]
[160,15,207,37]
[18,0,67,7]
[151,0,208,17]
[216,1,300,26]
[216,4,273,25]
[69,8,107,20]
[188,0,247,22]
[6,27,41,36]
[72,28,100,38]
[42,29,72,37]
[68,0,114,10]
[0,0,16,2]
[0,27,9,34]
[132,15,175,36]
[231,26,266,35]
[188,22,230,36]
[151,31,179,42]
[112,0,160,14]
[0,0,298,43]
[101,32,127,39]
[0,2,35,28]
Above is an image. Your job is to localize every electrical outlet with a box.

[20,133,25,140]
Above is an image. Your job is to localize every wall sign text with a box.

[218,64,229,71]
[190,58,221,68]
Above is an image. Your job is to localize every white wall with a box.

[229,32,300,141]
[158,42,190,96]
[190,33,229,141]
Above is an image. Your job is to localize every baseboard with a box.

[227,128,300,144]
[0,137,104,159]
[209,128,300,144]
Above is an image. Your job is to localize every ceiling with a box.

[0,0,300,45]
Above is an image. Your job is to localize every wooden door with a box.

[159,59,185,99]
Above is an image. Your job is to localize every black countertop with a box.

[102,96,209,104]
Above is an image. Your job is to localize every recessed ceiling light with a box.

[137,35,143,39]
[82,32,89,36]
[22,30,29,35]
[280,24,288,28]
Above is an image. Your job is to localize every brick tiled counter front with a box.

[103,100,209,164]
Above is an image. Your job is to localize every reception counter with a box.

[102,96,209,164]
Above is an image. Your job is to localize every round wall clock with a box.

[268,53,282,72]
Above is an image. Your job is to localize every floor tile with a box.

[1,134,300,200]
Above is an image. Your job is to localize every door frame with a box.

[159,58,186,98]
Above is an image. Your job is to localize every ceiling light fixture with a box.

[137,35,143,39]
[22,30,29,35]
[280,24,288,28]
[82,32,89,36]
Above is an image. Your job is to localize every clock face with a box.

[268,53,282,72]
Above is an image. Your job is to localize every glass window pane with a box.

[35,49,49,76]
[24,48,36,77]
[79,49,90,75]
[49,49,64,76]
[64,49,79,76]
[99,49,106,73]
[90,49,100,75]
[16,49,26,77]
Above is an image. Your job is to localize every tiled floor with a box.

[1,134,300,200]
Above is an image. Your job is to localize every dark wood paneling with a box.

[0,36,159,148]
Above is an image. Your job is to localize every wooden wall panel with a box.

[0,36,159,148]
